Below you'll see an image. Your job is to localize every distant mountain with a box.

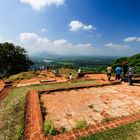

[30,51,58,59]
[30,51,121,60]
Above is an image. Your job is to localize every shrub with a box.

[44,119,59,135]
[74,119,88,129]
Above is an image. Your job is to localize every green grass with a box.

[0,79,98,140]
[44,119,59,135]
[59,68,77,79]
[0,84,49,140]
[79,120,140,140]
[7,71,39,82]
[74,119,88,130]
[58,62,74,65]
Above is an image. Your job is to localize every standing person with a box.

[115,65,122,80]
[78,68,81,78]
[56,68,59,76]
[54,69,57,76]
[122,62,128,82]
[106,64,112,81]
[69,73,73,81]
[128,64,134,85]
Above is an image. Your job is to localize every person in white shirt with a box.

[106,64,112,81]
[128,64,134,85]
[78,68,81,78]
[69,73,73,81]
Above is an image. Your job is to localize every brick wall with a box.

[24,91,45,140]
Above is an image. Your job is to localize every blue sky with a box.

[0,0,140,56]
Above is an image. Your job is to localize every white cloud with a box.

[17,32,101,55]
[2,34,138,56]
[20,0,65,11]
[53,39,67,46]
[105,43,113,47]
[137,38,140,42]
[18,33,39,43]
[105,42,130,50]
[69,20,94,32]
[123,37,140,42]
[123,37,137,42]
[83,25,93,30]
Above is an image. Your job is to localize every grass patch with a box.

[59,68,77,79]
[44,119,59,135]
[7,71,39,82]
[0,84,52,140]
[79,120,140,140]
[74,119,88,130]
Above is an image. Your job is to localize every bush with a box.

[7,71,39,82]
[44,119,59,135]
[74,119,88,129]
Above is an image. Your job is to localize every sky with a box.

[0,0,140,56]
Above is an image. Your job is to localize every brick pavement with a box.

[24,82,140,140]
[42,83,140,130]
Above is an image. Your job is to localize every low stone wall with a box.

[0,80,5,92]
[24,91,45,140]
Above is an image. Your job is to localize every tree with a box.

[111,54,140,74]
[0,42,33,77]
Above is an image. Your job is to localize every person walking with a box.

[106,64,112,81]
[78,68,81,78]
[115,65,122,80]
[128,64,134,85]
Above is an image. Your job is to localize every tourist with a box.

[56,68,59,76]
[78,68,81,78]
[128,64,134,85]
[69,73,73,81]
[122,62,128,82]
[115,65,122,80]
[54,69,57,76]
[106,64,112,81]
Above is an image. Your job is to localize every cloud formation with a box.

[69,20,95,32]
[17,32,99,55]
[1,33,137,56]
[20,0,65,11]
[124,37,140,42]
[105,42,130,50]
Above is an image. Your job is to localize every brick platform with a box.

[24,83,140,140]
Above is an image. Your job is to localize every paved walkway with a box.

[42,83,140,130]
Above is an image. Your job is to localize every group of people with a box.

[107,63,135,85]
[69,68,81,81]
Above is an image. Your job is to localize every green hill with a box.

[112,54,140,74]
